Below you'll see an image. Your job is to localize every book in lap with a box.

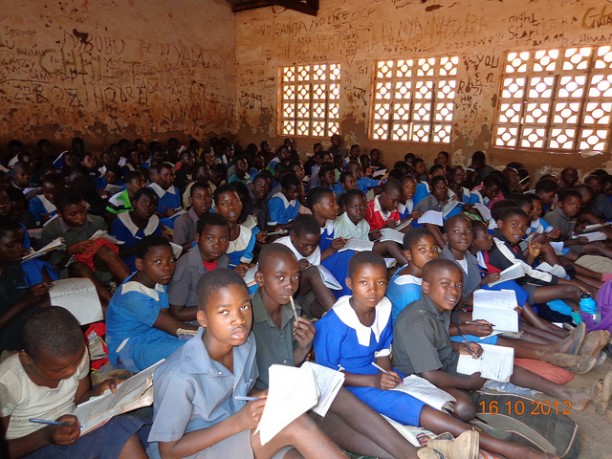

[391,375,456,413]
[472,289,519,334]
[457,343,514,382]
[75,359,164,435]
[49,278,103,325]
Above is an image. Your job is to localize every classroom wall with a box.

[0,0,236,149]
[235,0,612,175]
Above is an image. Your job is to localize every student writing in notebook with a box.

[147,269,345,459]
[392,259,606,427]
[0,307,149,459]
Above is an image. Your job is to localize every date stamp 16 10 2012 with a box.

[478,399,572,416]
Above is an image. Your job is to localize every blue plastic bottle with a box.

[579,292,600,324]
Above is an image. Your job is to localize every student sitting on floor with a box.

[314,252,553,459]
[110,188,163,272]
[0,307,150,459]
[172,181,212,250]
[392,259,605,425]
[147,162,181,229]
[251,244,457,459]
[366,180,402,231]
[168,213,231,323]
[28,172,62,227]
[147,269,346,459]
[266,173,300,233]
[105,171,147,217]
[106,236,197,373]
[41,189,131,304]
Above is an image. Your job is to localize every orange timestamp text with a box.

[478,399,572,416]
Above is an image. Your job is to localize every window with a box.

[370,56,458,143]
[494,45,612,152]
[280,64,340,138]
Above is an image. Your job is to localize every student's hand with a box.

[293,317,315,349]
[575,236,588,245]
[166,208,176,217]
[467,372,486,389]
[410,210,423,220]
[528,241,542,257]
[331,237,347,251]
[48,415,80,445]
[532,234,547,244]
[67,240,97,255]
[458,342,482,358]
[232,264,251,277]
[29,282,52,301]
[298,258,312,272]
[95,378,121,396]
[237,398,266,430]
[481,272,500,285]
[369,229,382,240]
[256,231,267,244]
[373,371,401,390]
[464,320,493,336]
[385,219,397,229]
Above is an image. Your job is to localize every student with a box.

[448,166,470,204]
[106,236,197,372]
[534,178,559,213]
[147,269,345,459]
[28,172,63,226]
[333,171,358,203]
[147,162,180,219]
[315,253,550,459]
[10,161,32,194]
[392,259,600,425]
[318,164,337,191]
[387,229,439,323]
[266,173,300,232]
[105,171,147,216]
[584,174,612,220]
[0,221,51,352]
[413,164,446,206]
[1,307,150,459]
[214,184,263,268]
[173,181,212,249]
[559,167,579,190]
[110,188,163,272]
[466,174,502,209]
[334,189,371,240]
[168,213,230,323]
[41,189,130,303]
[366,180,402,231]
[252,244,455,459]
[398,174,421,222]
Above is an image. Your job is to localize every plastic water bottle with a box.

[579,292,600,324]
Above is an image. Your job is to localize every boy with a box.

[173,181,212,249]
[266,173,300,232]
[168,213,231,322]
[147,269,345,459]
[318,164,337,191]
[0,307,149,458]
[0,221,51,352]
[41,189,130,303]
[392,259,599,421]
[366,180,402,231]
[10,161,32,194]
[28,172,63,226]
[105,171,147,216]
[465,174,502,209]
[147,162,180,219]
[106,236,197,372]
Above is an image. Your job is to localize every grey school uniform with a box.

[439,245,481,300]
[543,206,575,239]
[251,289,301,390]
[392,295,462,377]
[167,246,230,308]
[414,195,443,213]
[147,328,258,459]
[172,207,201,247]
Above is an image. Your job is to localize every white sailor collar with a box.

[117,211,160,237]
[272,191,296,208]
[332,295,392,347]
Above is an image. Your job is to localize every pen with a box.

[456,326,478,358]
[465,321,496,327]
[29,418,74,427]
[289,295,300,322]
[234,396,263,401]
[371,362,389,374]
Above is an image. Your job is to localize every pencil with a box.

[456,326,478,358]
[289,295,299,322]
[371,362,390,374]
[234,396,263,401]
[29,418,73,427]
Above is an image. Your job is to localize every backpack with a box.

[470,389,580,458]
[581,280,612,333]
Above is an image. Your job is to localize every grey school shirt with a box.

[167,246,229,307]
[439,245,481,300]
[543,206,575,239]
[392,295,457,376]
[250,289,301,390]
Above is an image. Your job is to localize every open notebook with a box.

[49,278,103,325]
[392,375,456,412]
[472,289,519,334]
[457,343,514,382]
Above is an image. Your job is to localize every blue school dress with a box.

[314,296,425,426]
[318,221,356,298]
[413,182,429,206]
[148,183,181,230]
[267,192,298,226]
[358,177,380,193]
[28,194,57,226]
[106,275,185,372]
[227,225,259,267]
[386,268,422,323]
[110,213,163,271]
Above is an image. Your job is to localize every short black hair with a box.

[512,194,533,209]
[55,188,86,211]
[348,251,387,278]
[381,179,402,194]
[195,269,248,311]
[190,180,211,197]
[0,220,23,239]
[482,174,502,189]
[430,175,447,189]
[41,172,64,188]
[197,212,228,235]
[535,178,559,194]
[22,307,84,361]
[422,258,461,283]
[498,207,529,222]
[403,228,434,251]
[258,243,297,271]
[443,213,471,233]
[291,214,320,237]
[306,186,334,209]
[340,189,366,209]
[133,187,158,204]
[558,188,582,202]
[490,199,518,220]
[280,172,300,190]
[429,164,445,175]
[318,164,335,178]
[135,235,171,259]
[156,162,174,174]
[213,184,240,204]
[471,219,488,234]
[524,192,541,203]
[124,171,145,183]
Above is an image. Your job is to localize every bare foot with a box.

[565,388,593,411]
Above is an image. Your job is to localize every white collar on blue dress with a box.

[332,295,392,347]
